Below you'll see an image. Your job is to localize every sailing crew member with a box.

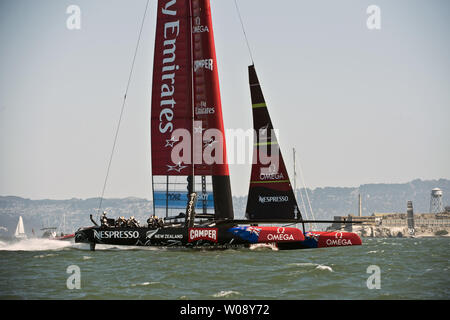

[157,217,164,228]
[100,212,108,227]
[128,216,139,228]
[147,214,160,229]
[152,215,159,228]
[116,216,126,227]
[146,216,154,228]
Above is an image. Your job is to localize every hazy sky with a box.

[0,0,449,200]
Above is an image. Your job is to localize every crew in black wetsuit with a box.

[100,212,108,227]
[127,216,139,228]
[147,215,161,229]
[116,216,126,227]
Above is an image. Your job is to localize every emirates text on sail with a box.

[159,0,179,134]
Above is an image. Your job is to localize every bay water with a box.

[0,237,448,300]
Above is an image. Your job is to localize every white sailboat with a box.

[14,216,27,240]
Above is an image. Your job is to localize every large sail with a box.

[151,0,192,176]
[151,0,233,220]
[245,65,300,220]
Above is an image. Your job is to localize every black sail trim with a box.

[245,65,302,221]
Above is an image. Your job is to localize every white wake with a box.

[0,238,74,251]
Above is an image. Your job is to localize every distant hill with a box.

[1,179,448,237]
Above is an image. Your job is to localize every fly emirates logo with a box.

[159,0,180,134]
[188,228,218,243]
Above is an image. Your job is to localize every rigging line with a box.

[296,153,318,230]
[294,147,310,227]
[293,148,309,230]
[298,184,310,222]
[97,0,150,214]
[293,148,308,219]
[297,175,311,230]
[233,0,254,64]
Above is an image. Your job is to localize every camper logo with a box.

[188,228,218,242]
[194,59,213,72]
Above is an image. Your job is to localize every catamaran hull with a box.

[75,225,361,250]
[277,231,362,250]
[75,225,303,249]
[228,228,361,250]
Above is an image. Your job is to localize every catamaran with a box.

[41,227,75,241]
[75,0,361,251]
[43,213,75,241]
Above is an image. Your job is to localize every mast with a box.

[293,148,297,199]
[293,147,305,232]
[189,0,195,196]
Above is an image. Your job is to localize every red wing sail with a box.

[151,0,192,176]
[151,0,233,220]
[245,65,301,220]
[151,0,230,177]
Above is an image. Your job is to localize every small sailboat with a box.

[14,216,27,240]
[75,0,361,250]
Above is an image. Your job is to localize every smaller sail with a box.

[14,216,27,239]
[245,65,300,220]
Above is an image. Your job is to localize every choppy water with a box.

[0,237,448,299]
